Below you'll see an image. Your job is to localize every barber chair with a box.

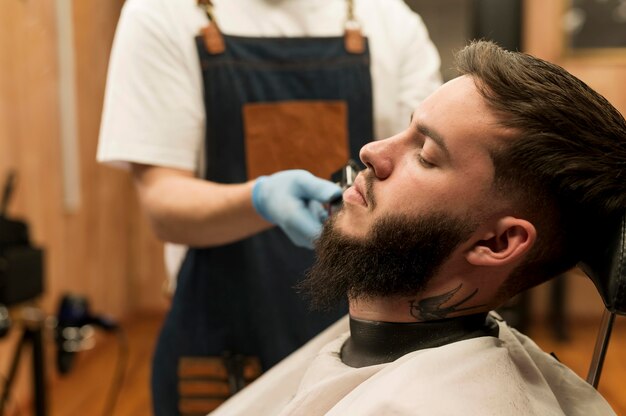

[579,214,626,388]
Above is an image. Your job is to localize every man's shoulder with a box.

[123,0,195,12]
[359,0,424,23]
[328,332,578,415]
[357,0,430,49]
[121,0,201,29]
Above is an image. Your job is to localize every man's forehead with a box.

[422,75,480,110]
[411,76,479,121]
[411,76,504,144]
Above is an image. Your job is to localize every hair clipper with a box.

[327,159,361,216]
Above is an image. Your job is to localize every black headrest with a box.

[579,214,626,315]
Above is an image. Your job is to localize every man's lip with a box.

[349,174,368,207]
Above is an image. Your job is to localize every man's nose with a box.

[359,138,395,180]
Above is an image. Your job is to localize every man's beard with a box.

[298,211,477,311]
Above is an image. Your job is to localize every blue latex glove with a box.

[252,170,342,248]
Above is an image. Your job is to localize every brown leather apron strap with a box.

[197,0,225,54]
[197,0,364,55]
[344,0,365,54]
[178,355,262,415]
[200,24,225,55]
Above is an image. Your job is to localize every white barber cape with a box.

[211,313,615,415]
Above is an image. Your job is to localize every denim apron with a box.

[151,5,373,415]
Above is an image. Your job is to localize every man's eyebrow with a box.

[416,124,450,157]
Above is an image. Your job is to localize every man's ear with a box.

[465,216,536,267]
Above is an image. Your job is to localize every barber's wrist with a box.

[251,176,272,223]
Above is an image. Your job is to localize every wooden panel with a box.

[0,0,169,413]
[0,1,65,412]
[523,0,564,60]
[70,0,135,317]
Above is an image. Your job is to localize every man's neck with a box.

[349,296,419,322]
[349,279,491,323]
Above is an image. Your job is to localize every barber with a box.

[97,0,441,414]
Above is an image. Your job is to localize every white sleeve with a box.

[97,0,205,172]
[363,0,442,138]
[395,11,442,129]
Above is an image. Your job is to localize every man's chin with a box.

[329,209,371,241]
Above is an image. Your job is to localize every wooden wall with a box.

[0,0,168,412]
[0,0,169,320]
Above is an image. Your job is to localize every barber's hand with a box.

[252,170,342,249]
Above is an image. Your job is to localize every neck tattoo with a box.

[409,283,485,321]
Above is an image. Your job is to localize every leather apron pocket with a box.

[243,100,349,180]
[178,356,261,415]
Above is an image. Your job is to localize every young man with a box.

[212,40,623,415]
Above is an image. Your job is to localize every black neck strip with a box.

[341,313,499,368]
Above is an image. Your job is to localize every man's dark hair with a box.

[455,40,626,295]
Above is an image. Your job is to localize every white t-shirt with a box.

[97,0,442,280]
[212,315,616,416]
